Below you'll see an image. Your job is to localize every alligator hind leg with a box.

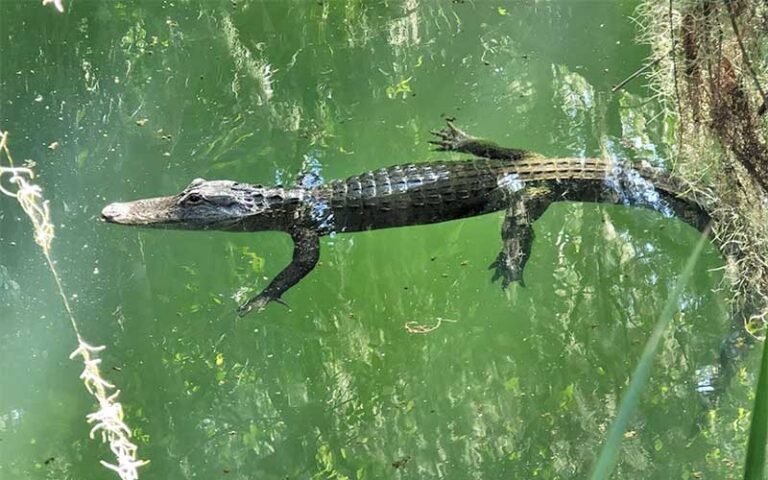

[430,120,532,160]
[238,228,320,316]
[491,195,551,288]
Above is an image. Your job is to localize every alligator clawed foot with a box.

[237,293,290,317]
[429,120,475,152]
[489,251,525,288]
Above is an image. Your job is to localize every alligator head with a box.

[101,178,295,231]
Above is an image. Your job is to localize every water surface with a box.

[0,1,753,478]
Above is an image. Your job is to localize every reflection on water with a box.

[604,163,674,217]
[0,1,754,479]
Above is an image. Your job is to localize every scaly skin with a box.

[106,122,758,403]
[102,122,713,313]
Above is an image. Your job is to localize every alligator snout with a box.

[100,195,185,227]
[101,202,128,223]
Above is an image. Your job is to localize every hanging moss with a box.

[637,0,768,339]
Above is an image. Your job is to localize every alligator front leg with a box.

[238,228,320,316]
[490,195,550,287]
[430,120,532,161]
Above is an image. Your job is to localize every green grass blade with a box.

[589,229,710,480]
[743,330,768,479]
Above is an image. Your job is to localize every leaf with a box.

[239,247,265,273]
[560,383,575,409]
[589,229,710,479]
[75,149,89,167]
[504,377,519,391]
[385,77,413,99]
[743,336,768,479]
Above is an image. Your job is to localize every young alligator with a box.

[101,122,713,316]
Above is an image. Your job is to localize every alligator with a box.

[102,122,714,316]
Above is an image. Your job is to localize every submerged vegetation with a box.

[1,0,767,478]
[1,129,147,478]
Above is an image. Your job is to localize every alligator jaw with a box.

[101,196,181,228]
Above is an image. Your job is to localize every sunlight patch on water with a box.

[554,65,595,119]
[298,151,325,189]
[617,92,663,164]
[42,0,65,13]
[604,162,674,217]
[387,0,421,47]
[553,65,595,157]
[299,151,335,233]
[309,196,335,233]
[497,172,525,194]
[694,364,719,395]
[221,15,274,105]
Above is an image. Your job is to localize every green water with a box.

[0,1,756,478]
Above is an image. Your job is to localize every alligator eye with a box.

[185,193,204,204]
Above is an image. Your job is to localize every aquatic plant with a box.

[0,131,148,480]
[744,337,768,478]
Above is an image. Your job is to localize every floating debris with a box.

[42,0,64,12]
[404,317,457,334]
